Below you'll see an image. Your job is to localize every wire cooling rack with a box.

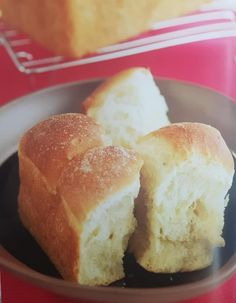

[0,9,236,74]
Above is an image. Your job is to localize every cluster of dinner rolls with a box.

[82,68,234,273]
[18,67,234,286]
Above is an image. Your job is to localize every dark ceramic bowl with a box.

[0,79,236,303]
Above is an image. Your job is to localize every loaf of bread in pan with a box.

[1,0,211,57]
[129,122,234,272]
[18,113,143,285]
[83,67,170,149]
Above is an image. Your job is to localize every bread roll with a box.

[83,68,170,149]
[18,113,143,285]
[1,0,211,57]
[19,113,106,193]
[58,146,142,285]
[130,122,234,273]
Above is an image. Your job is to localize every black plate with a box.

[0,152,236,288]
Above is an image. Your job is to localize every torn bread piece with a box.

[18,113,103,283]
[130,122,234,273]
[83,68,170,149]
[58,146,143,285]
[18,114,142,285]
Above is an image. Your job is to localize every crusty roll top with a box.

[18,113,105,192]
[138,122,234,174]
[58,146,143,222]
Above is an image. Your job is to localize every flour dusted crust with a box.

[19,113,105,192]
[58,146,142,222]
[18,113,142,285]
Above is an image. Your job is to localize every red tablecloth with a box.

[1,33,236,106]
[1,16,236,303]
[2,270,236,303]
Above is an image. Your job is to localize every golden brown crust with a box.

[19,113,104,192]
[18,114,143,283]
[1,0,211,57]
[133,121,233,273]
[140,123,234,173]
[18,113,106,281]
[1,0,73,56]
[82,67,151,112]
[58,146,143,222]
[18,154,79,281]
